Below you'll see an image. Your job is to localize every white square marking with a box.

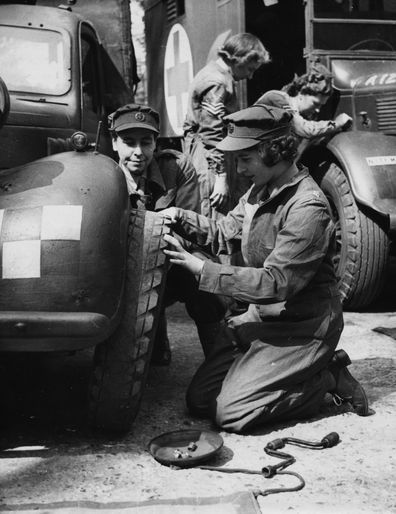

[41,205,82,240]
[3,240,41,279]
[366,155,396,166]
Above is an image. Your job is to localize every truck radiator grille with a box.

[376,95,396,135]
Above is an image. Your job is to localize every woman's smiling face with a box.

[234,144,277,187]
[112,128,156,176]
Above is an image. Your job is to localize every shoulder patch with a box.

[202,101,226,118]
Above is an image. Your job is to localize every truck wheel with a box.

[315,162,389,310]
[88,209,169,432]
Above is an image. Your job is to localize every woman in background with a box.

[183,33,269,218]
[256,62,352,158]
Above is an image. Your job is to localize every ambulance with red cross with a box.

[145,0,396,309]
[0,1,169,433]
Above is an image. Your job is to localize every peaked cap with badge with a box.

[217,103,292,152]
[108,103,160,134]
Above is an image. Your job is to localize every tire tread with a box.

[88,209,170,432]
[316,162,389,309]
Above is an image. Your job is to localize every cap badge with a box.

[228,124,234,134]
[135,112,146,122]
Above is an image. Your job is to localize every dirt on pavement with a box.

[0,288,395,513]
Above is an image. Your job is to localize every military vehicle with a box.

[144,0,396,309]
[0,1,169,432]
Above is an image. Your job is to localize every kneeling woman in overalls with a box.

[161,104,369,434]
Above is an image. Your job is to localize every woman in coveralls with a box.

[256,62,352,159]
[161,104,369,433]
[183,33,269,219]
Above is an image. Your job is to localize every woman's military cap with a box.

[217,104,292,151]
[108,103,160,134]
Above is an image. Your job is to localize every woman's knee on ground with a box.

[213,389,254,432]
[186,381,251,432]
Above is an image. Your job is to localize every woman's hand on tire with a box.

[163,234,204,275]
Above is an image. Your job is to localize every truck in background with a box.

[144,0,396,310]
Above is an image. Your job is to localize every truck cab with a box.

[301,0,396,309]
[0,2,134,168]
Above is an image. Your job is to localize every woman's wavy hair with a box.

[258,133,298,166]
[282,62,333,97]
[218,33,270,67]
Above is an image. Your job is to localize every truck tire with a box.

[315,162,389,310]
[88,209,169,432]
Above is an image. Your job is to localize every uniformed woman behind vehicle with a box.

[256,62,352,159]
[161,104,369,433]
[183,33,270,219]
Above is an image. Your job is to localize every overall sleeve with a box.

[198,195,334,303]
[198,82,230,174]
[174,194,246,254]
[292,111,338,139]
[258,90,338,139]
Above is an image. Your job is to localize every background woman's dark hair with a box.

[259,133,298,166]
[218,33,270,67]
[282,62,333,97]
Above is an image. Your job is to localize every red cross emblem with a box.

[164,24,193,136]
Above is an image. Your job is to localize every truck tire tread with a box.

[88,209,169,432]
[315,162,389,310]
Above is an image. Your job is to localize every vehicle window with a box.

[312,0,396,51]
[81,36,100,114]
[332,59,396,89]
[0,25,69,95]
[314,0,396,20]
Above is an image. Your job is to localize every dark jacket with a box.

[129,149,200,213]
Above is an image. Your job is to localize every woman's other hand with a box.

[161,207,181,224]
[210,173,229,209]
[163,234,204,275]
[335,112,353,131]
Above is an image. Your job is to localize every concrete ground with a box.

[0,284,396,513]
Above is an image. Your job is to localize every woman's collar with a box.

[249,163,307,203]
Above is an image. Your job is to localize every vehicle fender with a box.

[326,131,396,229]
[0,151,129,341]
